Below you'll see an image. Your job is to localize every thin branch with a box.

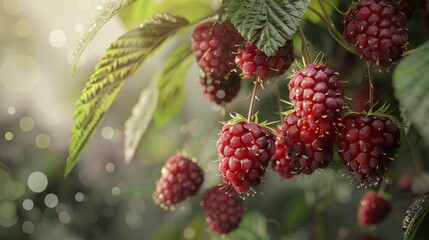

[297,26,311,64]
[248,80,260,121]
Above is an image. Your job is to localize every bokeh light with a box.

[48,29,67,48]
[27,171,48,193]
[0,55,41,93]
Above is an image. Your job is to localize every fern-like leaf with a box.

[65,13,189,177]
[70,0,137,75]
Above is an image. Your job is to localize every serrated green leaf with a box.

[153,43,194,128]
[393,41,429,145]
[223,0,310,56]
[65,13,189,178]
[119,0,218,29]
[403,193,429,240]
[212,211,270,240]
[70,0,137,75]
[123,86,159,163]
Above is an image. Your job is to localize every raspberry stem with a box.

[248,80,260,121]
[367,62,374,108]
[377,180,388,196]
[274,80,284,124]
[297,26,311,64]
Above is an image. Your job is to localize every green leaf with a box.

[393,41,429,145]
[70,0,137,75]
[403,193,429,240]
[153,43,194,128]
[123,86,159,163]
[65,13,189,178]
[223,0,310,56]
[119,0,218,29]
[212,211,270,240]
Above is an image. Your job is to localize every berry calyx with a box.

[199,71,241,105]
[191,21,243,77]
[235,41,294,79]
[288,63,345,138]
[282,112,334,175]
[357,191,391,225]
[217,120,276,196]
[337,113,401,185]
[272,127,302,179]
[201,186,244,234]
[343,0,408,67]
[154,155,204,209]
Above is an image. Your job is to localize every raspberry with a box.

[398,0,418,19]
[199,71,241,105]
[288,64,345,137]
[201,186,244,234]
[235,41,294,79]
[357,191,391,225]
[337,113,400,185]
[272,127,301,179]
[282,112,334,175]
[154,155,204,209]
[355,233,382,240]
[217,121,276,195]
[191,21,243,77]
[343,0,408,67]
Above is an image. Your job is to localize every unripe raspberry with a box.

[357,191,391,225]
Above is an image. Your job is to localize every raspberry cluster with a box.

[192,21,244,105]
[343,0,408,67]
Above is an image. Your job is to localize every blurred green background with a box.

[1,0,429,239]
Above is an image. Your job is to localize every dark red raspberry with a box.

[199,71,241,105]
[201,186,244,234]
[397,0,418,19]
[235,41,294,79]
[355,233,382,240]
[217,121,276,195]
[282,112,334,175]
[191,21,243,77]
[272,127,301,179]
[288,64,345,137]
[343,0,408,67]
[154,155,204,209]
[357,191,391,225]
[337,113,400,185]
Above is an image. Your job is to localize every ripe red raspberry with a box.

[154,155,204,209]
[343,0,408,67]
[191,21,243,77]
[398,0,418,19]
[357,191,391,225]
[235,41,294,79]
[272,127,301,179]
[217,121,276,195]
[199,71,241,105]
[288,64,345,137]
[337,113,400,185]
[201,186,244,234]
[282,112,334,175]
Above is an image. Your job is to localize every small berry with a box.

[288,63,345,137]
[343,0,408,67]
[191,21,243,77]
[217,121,276,195]
[154,155,204,209]
[199,71,241,105]
[235,41,294,79]
[337,113,401,185]
[201,186,244,234]
[357,191,391,225]
[282,112,334,175]
[272,127,302,179]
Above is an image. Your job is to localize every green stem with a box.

[297,26,311,64]
[307,5,356,54]
[248,81,260,122]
